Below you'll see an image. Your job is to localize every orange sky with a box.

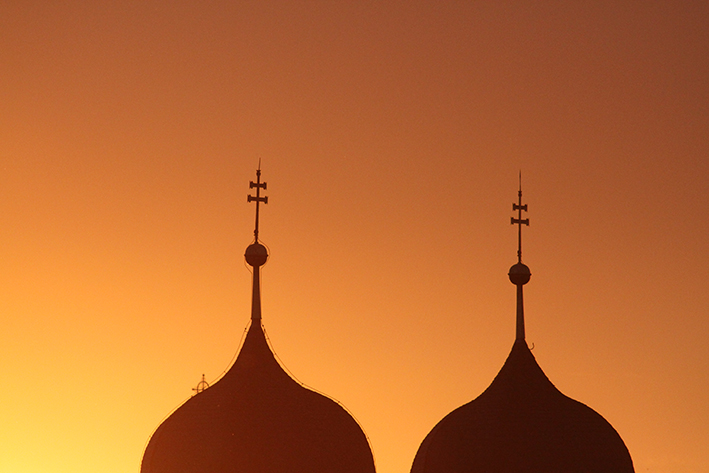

[1,2,708,472]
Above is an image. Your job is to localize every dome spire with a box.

[410,174,635,473]
[142,165,376,473]
[508,173,531,342]
[245,164,269,321]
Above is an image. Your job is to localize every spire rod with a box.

[247,160,268,242]
[511,171,529,263]
[245,164,269,322]
[508,173,531,343]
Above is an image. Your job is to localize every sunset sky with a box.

[1,2,708,472]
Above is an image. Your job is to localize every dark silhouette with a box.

[141,168,376,473]
[410,180,634,473]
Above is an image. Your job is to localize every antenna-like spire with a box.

[245,164,269,321]
[511,171,529,263]
[247,160,268,242]
[508,173,531,343]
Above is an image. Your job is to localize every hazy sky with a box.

[1,2,708,472]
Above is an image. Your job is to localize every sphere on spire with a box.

[508,262,531,286]
[245,242,268,267]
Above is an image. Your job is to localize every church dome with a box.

[141,321,375,473]
[411,183,633,473]
[410,340,634,473]
[141,168,375,473]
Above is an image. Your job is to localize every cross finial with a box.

[192,374,210,395]
[247,161,268,242]
[511,171,529,263]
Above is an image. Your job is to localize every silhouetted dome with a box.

[411,184,634,472]
[411,340,634,473]
[141,321,375,473]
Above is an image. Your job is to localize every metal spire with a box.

[508,173,531,343]
[247,161,268,242]
[511,171,529,263]
[245,164,269,322]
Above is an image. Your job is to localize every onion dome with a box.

[410,180,634,473]
[141,168,375,473]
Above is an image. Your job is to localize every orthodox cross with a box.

[247,165,268,242]
[511,173,529,263]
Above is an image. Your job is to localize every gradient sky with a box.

[2,2,708,472]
